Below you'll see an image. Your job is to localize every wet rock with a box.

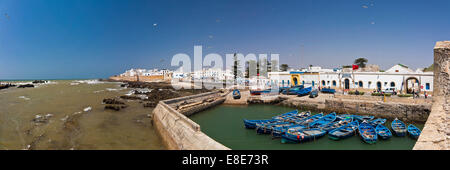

[105,105,128,111]
[102,98,125,105]
[32,114,50,124]
[32,80,47,84]
[143,102,157,107]
[120,95,142,100]
[0,83,16,90]
[17,84,34,88]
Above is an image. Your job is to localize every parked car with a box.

[309,89,319,98]
[382,88,397,95]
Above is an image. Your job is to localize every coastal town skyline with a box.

[1,0,450,79]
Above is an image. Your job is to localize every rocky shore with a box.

[0,80,49,90]
[102,81,213,111]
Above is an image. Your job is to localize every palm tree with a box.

[354,58,368,68]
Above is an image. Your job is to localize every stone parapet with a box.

[414,41,450,150]
[152,91,230,150]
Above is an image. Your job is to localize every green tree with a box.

[354,58,368,68]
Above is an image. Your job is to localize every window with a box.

[390,82,395,87]
[322,80,325,86]
[332,80,336,86]
[359,81,363,88]
[426,83,430,90]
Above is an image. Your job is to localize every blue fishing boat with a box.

[375,124,392,140]
[298,113,324,126]
[358,120,377,144]
[243,119,278,129]
[284,111,311,123]
[407,124,421,139]
[256,121,294,134]
[297,87,312,97]
[328,121,359,140]
[272,124,306,138]
[370,118,387,126]
[283,87,304,95]
[232,89,241,99]
[336,114,355,121]
[391,118,407,137]
[321,88,336,94]
[250,88,273,95]
[319,117,353,132]
[354,115,375,122]
[308,112,336,128]
[281,128,327,143]
[272,110,299,121]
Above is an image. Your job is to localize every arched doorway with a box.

[322,80,326,86]
[358,81,363,88]
[344,79,350,89]
[377,81,382,91]
[293,77,298,86]
[405,77,420,94]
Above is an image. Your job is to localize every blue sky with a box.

[0,0,449,79]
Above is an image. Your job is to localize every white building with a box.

[268,64,433,93]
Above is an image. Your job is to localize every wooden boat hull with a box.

[272,125,306,138]
[407,124,421,139]
[375,124,392,140]
[328,121,359,140]
[281,129,326,143]
[391,119,407,137]
[358,122,378,144]
[308,113,336,128]
[243,119,277,129]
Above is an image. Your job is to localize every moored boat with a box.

[354,115,375,122]
[232,89,241,99]
[272,110,299,121]
[391,118,407,137]
[296,87,312,97]
[272,124,306,138]
[370,118,387,126]
[358,120,377,144]
[308,112,336,128]
[256,121,294,134]
[320,88,336,94]
[407,124,421,139]
[284,111,311,123]
[298,113,324,126]
[375,124,392,140]
[243,119,278,129]
[336,114,354,121]
[281,128,327,143]
[320,117,353,132]
[328,121,359,140]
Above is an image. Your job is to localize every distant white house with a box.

[268,64,433,93]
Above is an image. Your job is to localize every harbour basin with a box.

[190,104,423,150]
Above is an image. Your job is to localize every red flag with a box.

[352,64,359,70]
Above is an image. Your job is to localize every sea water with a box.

[0,80,164,150]
[190,104,423,150]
